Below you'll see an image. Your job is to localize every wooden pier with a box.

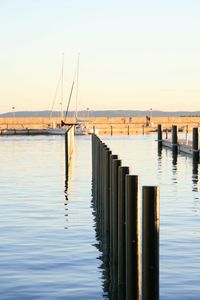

[157,124,199,162]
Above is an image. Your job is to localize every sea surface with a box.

[0,134,200,299]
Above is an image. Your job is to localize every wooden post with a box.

[65,126,74,177]
[126,175,140,300]
[142,186,160,300]
[157,124,162,142]
[192,127,199,162]
[111,125,113,136]
[172,125,178,145]
[172,125,178,155]
[65,131,69,173]
[109,154,118,269]
[111,159,121,292]
[127,125,130,135]
[104,148,112,257]
[118,166,129,294]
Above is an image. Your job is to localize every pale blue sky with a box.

[0,0,200,113]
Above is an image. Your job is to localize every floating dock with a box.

[158,124,200,161]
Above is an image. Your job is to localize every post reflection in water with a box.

[64,164,72,230]
[157,141,199,193]
[192,162,199,192]
[157,142,162,159]
[171,149,178,185]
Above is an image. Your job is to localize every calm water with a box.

[0,134,200,299]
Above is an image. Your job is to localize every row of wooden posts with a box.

[157,124,199,162]
[92,134,160,300]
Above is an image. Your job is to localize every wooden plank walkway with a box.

[162,139,194,155]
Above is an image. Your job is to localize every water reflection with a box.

[64,164,72,230]
[192,162,199,192]
[172,148,178,167]
[171,149,178,184]
[157,141,200,192]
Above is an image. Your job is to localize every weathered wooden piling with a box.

[118,166,129,291]
[111,159,121,291]
[109,155,118,279]
[103,148,112,254]
[157,124,163,154]
[192,127,199,162]
[126,175,140,300]
[65,125,74,173]
[172,125,178,152]
[157,124,162,142]
[142,186,160,300]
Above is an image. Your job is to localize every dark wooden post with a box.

[65,131,69,173]
[111,159,121,292]
[157,124,162,142]
[172,125,178,145]
[118,166,129,295]
[109,154,118,268]
[192,127,199,162]
[126,175,140,300]
[172,125,178,155]
[142,186,160,300]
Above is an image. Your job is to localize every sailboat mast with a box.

[75,53,80,122]
[60,52,64,120]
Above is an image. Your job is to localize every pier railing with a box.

[92,134,160,300]
[65,126,74,172]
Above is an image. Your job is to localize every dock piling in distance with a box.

[192,127,199,162]
[65,125,74,174]
[172,125,178,151]
[157,124,162,142]
[158,124,199,162]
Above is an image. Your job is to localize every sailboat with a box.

[60,53,97,135]
[59,54,89,135]
[73,54,93,135]
[46,53,68,135]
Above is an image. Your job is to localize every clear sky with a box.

[0,0,200,113]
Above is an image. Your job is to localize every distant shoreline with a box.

[1,110,200,118]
